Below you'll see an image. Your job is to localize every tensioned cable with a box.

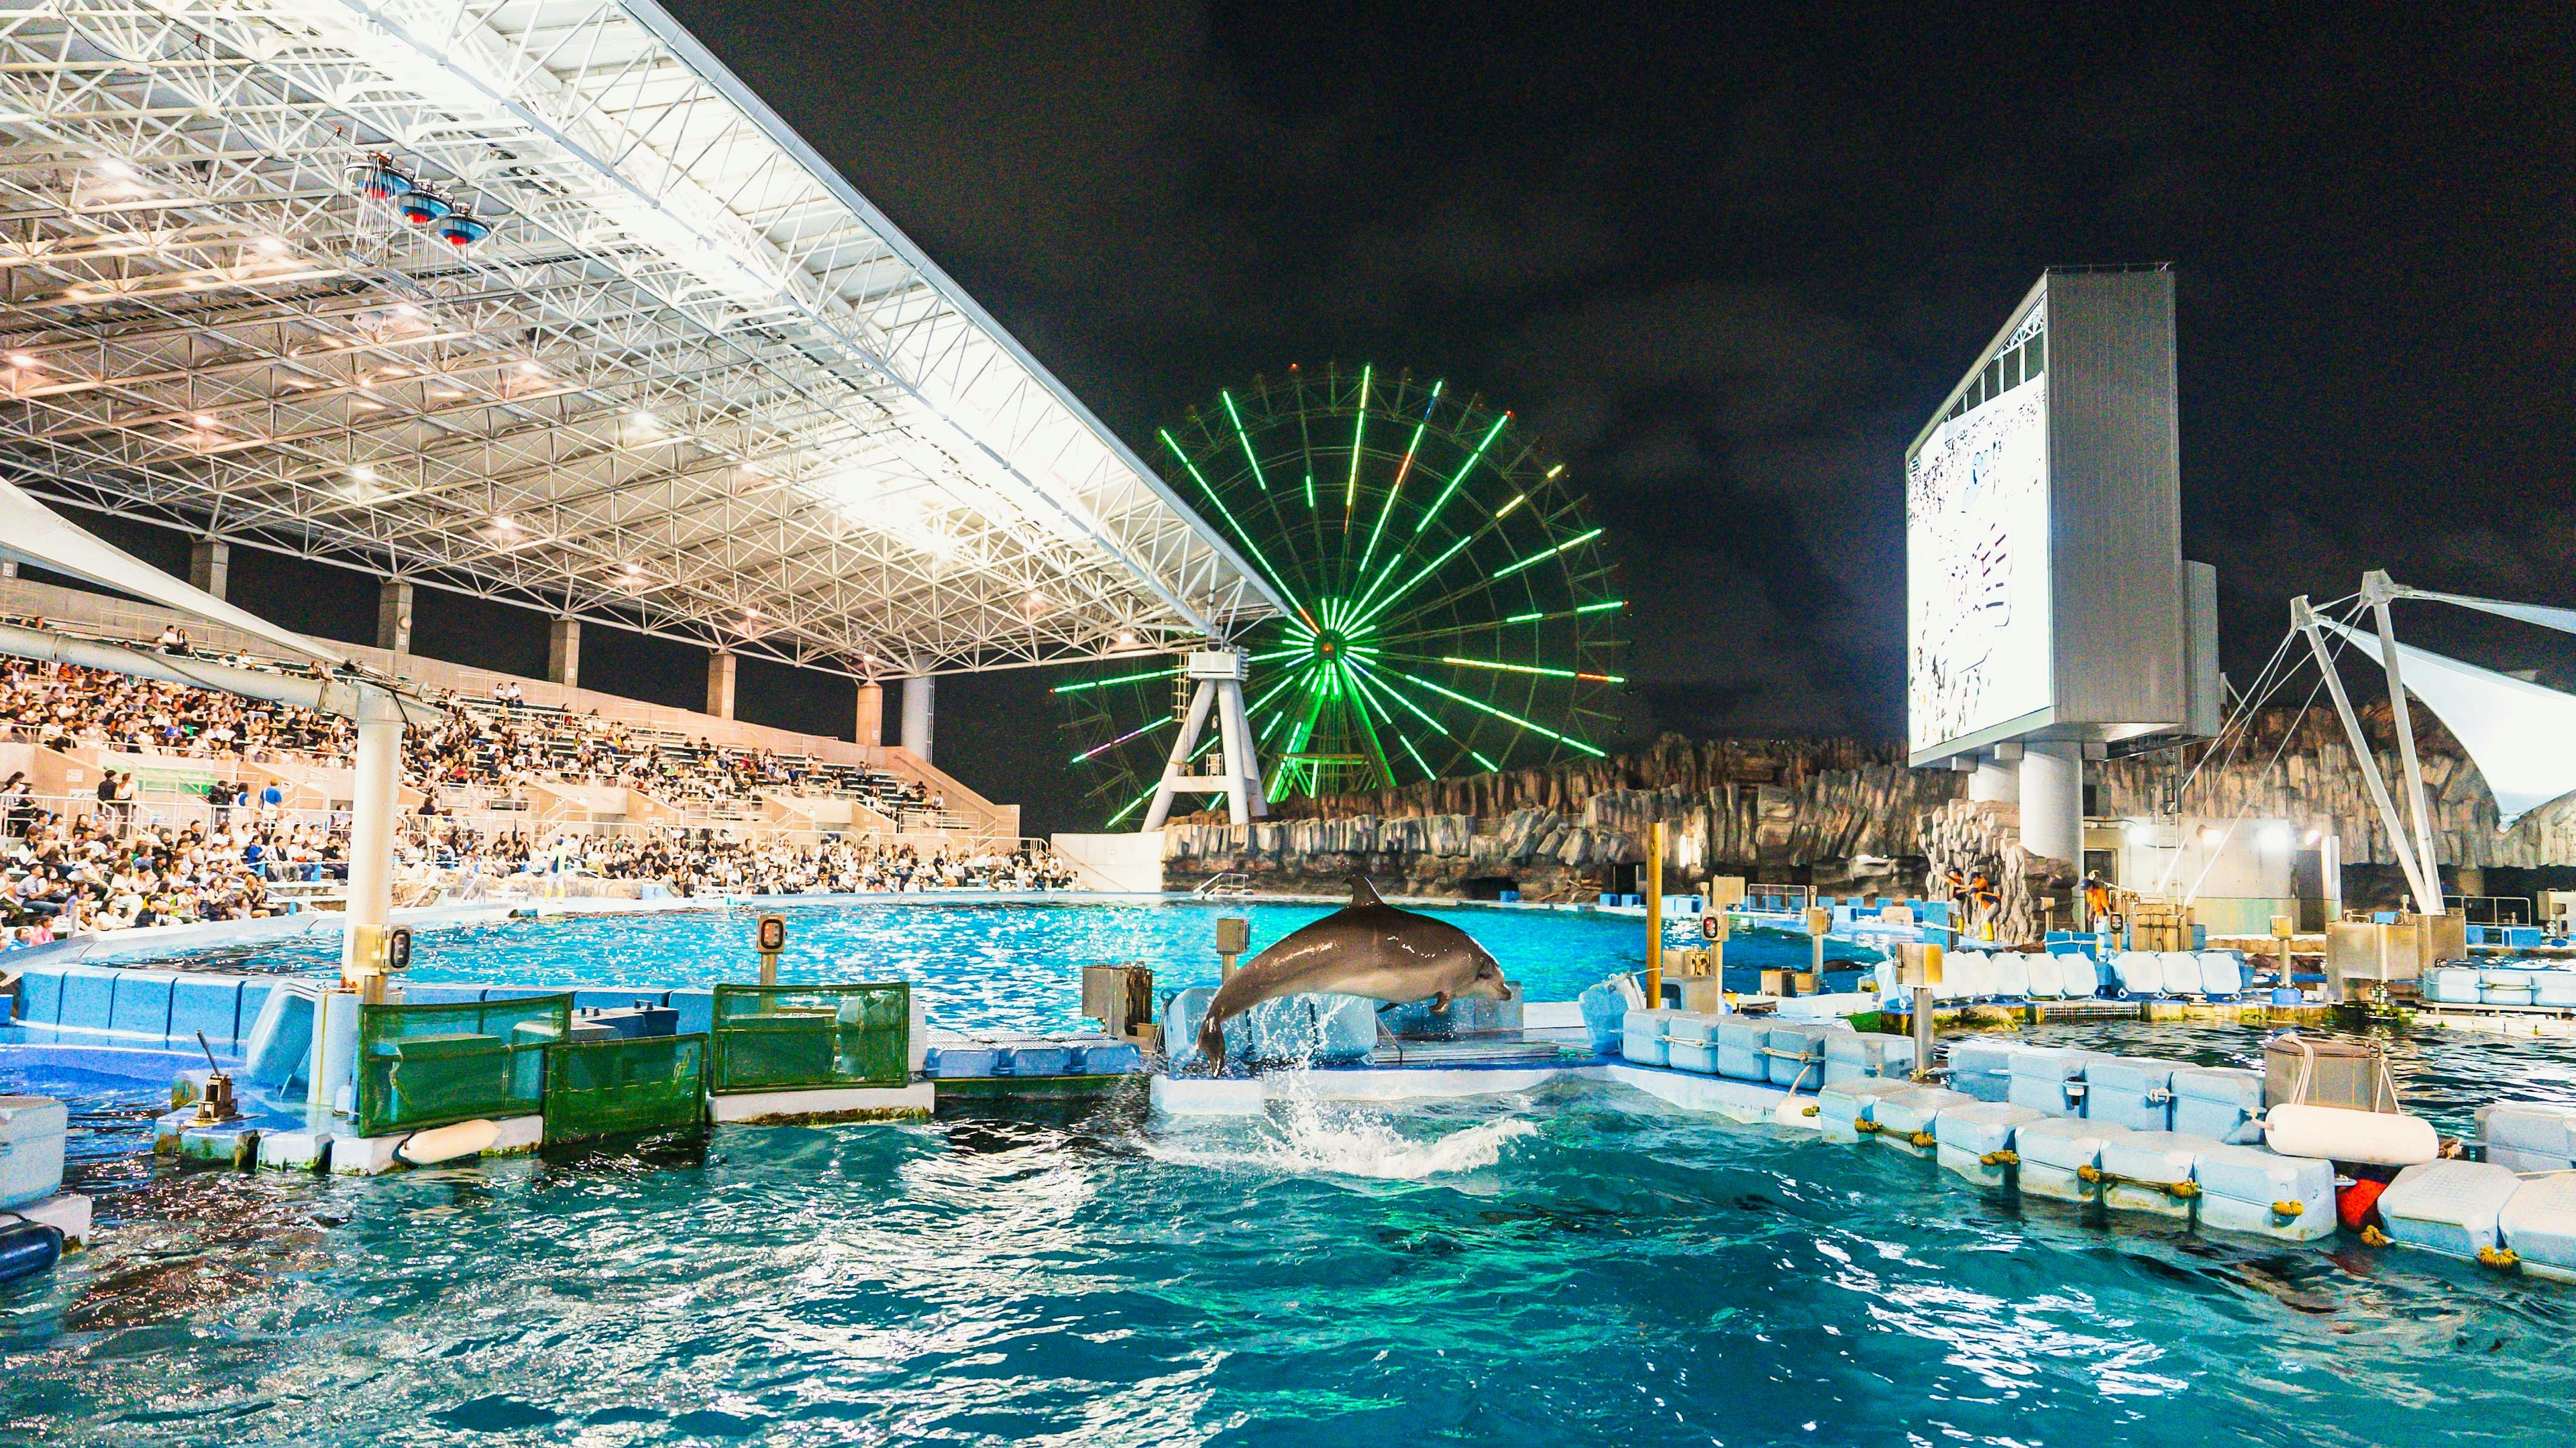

[2177,597,2371,902]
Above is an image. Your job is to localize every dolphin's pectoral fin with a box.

[1348,874,1384,907]
[1430,991,1450,1012]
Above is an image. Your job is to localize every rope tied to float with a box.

[1908,1129,1937,1149]
[2361,1223,2392,1247]
[2477,1246,2521,1272]
[2077,1164,2201,1199]
[2271,1199,2306,1221]
[1980,1149,2020,1168]
[1853,1118,1885,1135]
[1802,1104,1819,1117]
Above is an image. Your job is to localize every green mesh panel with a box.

[355,995,570,1137]
[543,1034,708,1141]
[708,983,910,1093]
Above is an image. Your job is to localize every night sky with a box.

[74,3,2576,834]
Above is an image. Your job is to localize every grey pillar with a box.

[2018,740,2084,867]
[547,616,580,689]
[900,676,934,764]
[705,649,737,720]
[375,578,413,655]
[855,681,884,748]
[188,539,229,600]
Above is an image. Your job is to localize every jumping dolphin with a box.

[1196,876,1510,1067]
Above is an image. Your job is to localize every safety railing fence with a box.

[2445,895,2534,926]
[706,982,910,1094]
[1743,882,1816,915]
[354,994,570,1137]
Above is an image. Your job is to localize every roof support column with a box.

[855,680,883,750]
[547,616,580,690]
[188,539,229,601]
[706,649,737,720]
[375,578,413,655]
[901,677,934,765]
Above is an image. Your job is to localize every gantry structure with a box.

[0,0,1282,679]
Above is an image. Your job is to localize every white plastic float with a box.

[2263,1102,2439,1166]
[2015,1117,2132,1203]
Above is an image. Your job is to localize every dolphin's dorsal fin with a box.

[1349,875,1383,907]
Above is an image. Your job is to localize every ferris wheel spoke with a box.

[1161,427,1313,626]
[1410,412,1511,544]
[1376,651,1627,684]
[1368,664,1607,758]
[1356,380,1444,583]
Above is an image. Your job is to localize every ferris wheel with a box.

[1055,364,1625,828]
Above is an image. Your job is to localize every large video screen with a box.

[1907,307,2051,757]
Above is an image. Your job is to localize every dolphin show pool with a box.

[3,897,2576,1446]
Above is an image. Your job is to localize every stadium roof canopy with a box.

[0,0,1283,677]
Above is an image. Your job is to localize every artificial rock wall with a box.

[1162,706,2576,907]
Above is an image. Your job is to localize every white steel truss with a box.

[0,0,1281,677]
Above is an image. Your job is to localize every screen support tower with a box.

[1140,651,1268,830]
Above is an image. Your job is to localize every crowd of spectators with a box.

[0,652,1070,943]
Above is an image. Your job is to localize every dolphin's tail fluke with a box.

[1348,873,1383,907]
[1195,1012,1229,1073]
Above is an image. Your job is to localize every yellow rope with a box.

[1980,1149,2020,1168]
[2477,1246,2521,1272]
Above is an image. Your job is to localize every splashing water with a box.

[1149,1080,1540,1182]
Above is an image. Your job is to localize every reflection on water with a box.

[5,1051,2576,1447]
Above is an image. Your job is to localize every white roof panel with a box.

[0,0,1280,675]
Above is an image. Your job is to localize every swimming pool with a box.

[7,1047,2576,1447]
[157,898,1881,1032]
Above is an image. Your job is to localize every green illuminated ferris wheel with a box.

[1057,364,1626,828]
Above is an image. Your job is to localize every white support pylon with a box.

[2361,571,2446,909]
[1140,651,1266,830]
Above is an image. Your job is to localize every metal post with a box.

[2363,571,2445,909]
[1215,915,1248,981]
[2292,597,2440,911]
[1644,822,1666,1009]
[1911,982,1937,1081]
[341,684,403,994]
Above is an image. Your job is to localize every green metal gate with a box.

[354,995,569,1137]
[708,983,910,1093]
[543,1034,708,1141]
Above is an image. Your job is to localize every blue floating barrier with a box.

[0,1221,61,1287]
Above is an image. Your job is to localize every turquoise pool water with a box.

[7,1058,2576,1447]
[175,899,1880,1031]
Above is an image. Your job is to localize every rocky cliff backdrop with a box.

[1161,704,2576,930]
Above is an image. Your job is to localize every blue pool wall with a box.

[8,962,720,1059]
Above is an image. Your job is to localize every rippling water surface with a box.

[14,905,2576,1443]
[7,1064,2576,1447]
[180,899,1870,1029]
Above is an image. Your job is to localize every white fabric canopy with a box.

[2402,588,2576,639]
[2324,619,2576,827]
[0,475,345,668]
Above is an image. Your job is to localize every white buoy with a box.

[2262,1103,2438,1166]
[395,1118,500,1166]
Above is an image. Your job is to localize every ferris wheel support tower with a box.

[1141,651,1268,829]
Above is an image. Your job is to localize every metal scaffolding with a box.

[0,0,1282,679]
